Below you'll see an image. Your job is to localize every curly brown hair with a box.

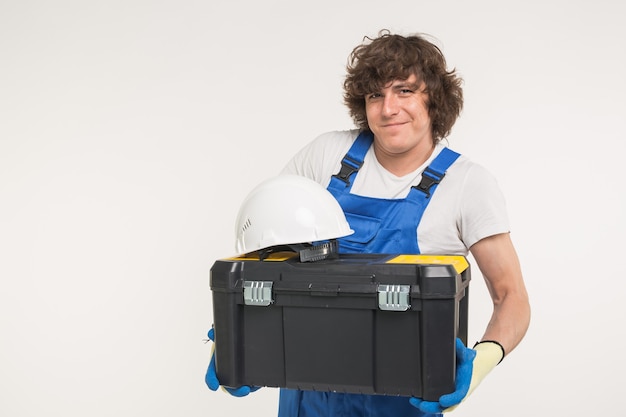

[343,30,463,143]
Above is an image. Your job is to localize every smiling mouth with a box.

[382,122,407,128]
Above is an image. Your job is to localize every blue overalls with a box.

[278,131,461,417]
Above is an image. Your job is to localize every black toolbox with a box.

[210,252,470,401]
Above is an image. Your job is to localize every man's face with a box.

[365,74,434,165]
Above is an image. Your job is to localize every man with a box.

[208,30,530,417]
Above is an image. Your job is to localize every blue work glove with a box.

[409,338,504,413]
[205,327,260,397]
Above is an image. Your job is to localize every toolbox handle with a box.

[308,283,340,296]
[274,281,377,296]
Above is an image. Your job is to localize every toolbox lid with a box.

[210,253,470,307]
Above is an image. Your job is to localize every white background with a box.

[1,1,624,416]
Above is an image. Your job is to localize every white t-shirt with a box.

[280,129,510,255]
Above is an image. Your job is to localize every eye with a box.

[366,92,381,100]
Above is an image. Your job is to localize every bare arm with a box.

[469,233,530,356]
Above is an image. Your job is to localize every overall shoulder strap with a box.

[328,131,374,190]
[412,147,461,198]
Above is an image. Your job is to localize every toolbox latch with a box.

[243,281,274,306]
[377,284,411,311]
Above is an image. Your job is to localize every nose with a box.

[381,94,399,117]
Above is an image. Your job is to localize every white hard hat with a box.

[234,175,354,254]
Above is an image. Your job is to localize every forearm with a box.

[480,290,530,356]
[470,233,531,356]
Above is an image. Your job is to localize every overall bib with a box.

[278,131,460,417]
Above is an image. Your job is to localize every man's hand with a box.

[205,327,260,397]
[409,338,504,413]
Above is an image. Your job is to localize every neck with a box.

[373,142,436,177]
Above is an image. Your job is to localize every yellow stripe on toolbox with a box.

[386,255,469,274]
[226,252,298,262]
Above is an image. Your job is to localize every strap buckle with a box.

[332,155,363,186]
[412,167,445,198]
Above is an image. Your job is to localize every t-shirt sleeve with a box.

[458,163,510,248]
[280,131,355,186]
